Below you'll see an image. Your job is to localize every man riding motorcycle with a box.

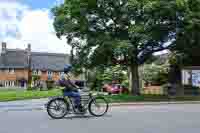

[58,65,83,112]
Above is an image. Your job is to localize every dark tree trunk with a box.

[128,66,132,93]
[70,46,74,63]
[129,63,140,95]
[169,64,184,96]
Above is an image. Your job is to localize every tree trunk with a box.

[169,64,184,96]
[129,64,140,95]
[128,66,132,93]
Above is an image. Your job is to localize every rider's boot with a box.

[78,105,84,112]
[75,104,85,114]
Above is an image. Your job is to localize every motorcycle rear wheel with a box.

[47,98,69,119]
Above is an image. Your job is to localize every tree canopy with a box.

[172,0,200,66]
[52,0,177,95]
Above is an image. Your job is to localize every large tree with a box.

[173,0,200,64]
[52,0,176,95]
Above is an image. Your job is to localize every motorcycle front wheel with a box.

[88,97,109,117]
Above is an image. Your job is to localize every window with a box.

[7,68,15,74]
[59,72,64,76]
[0,81,3,87]
[33,69,41,75]
[48,71,53,76]
[5,81,8,87]
[4,81,14,87]
[8,81,12,86]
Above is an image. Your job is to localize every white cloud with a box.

[0,1,71,54]
[54,0,65,6]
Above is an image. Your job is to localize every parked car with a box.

[102,83,129,94]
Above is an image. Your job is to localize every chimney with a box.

[26,43,31,67]
[26,44,31,85]
[26,43,31,54]
[1,42,7,54]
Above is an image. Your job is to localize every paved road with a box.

[0,104,200,133]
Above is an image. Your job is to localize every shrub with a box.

[27,87,34,91]
[122,79,129,88]
[46,80,55,90]
[183,85,200,95]
[141,63,169,86]
[161,83,171,95]
[183,85,199,90]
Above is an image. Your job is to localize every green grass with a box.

[105,95,168,103]
[0,89,62,102]
[105,94,200,103]
[1,89,200,102]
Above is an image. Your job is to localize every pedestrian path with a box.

[0,98,48,112]
[1,98,200,112]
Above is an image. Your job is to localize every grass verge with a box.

[1,89,200,102]
[105,94,200,103]
[0,89,62,102]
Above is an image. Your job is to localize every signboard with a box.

[192,70,200,87]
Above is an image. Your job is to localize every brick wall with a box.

[38,71,83,81]
[0,69,29,81]
[52,72,60,81]
[0,69,84,86]
[40,71,48,81]
[34,71,61,81]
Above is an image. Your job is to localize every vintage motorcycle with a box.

[46,66,109,119]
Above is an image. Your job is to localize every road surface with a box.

[0,103,200,133]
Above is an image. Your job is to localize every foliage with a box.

[32,75,40,81]
[87,65,127,91]
[184,85,199,90]
[121,79,129,89]
[141,63,169,86]
[172,0,200,66]
[101,65,127,84]
[52,0,176,95]
[27,87,35,91]
[46,80,55,90]
[31,75,41,88]
[183,85,200,95]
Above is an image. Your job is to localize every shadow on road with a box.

[49,114,112,120]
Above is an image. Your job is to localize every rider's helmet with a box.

[64,64,72,74]
[58,64,72,86]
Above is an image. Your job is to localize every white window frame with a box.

[59,72,64,76]
[5,81,8,87]
[48,71,53,76]
[0,80,3,87]
[6,81,15,87]
[33,69,41,75]
[9,81,12,86]
[7,68,15,74]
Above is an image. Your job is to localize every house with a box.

[0,42,84,89]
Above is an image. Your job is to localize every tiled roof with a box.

[31,52,70,71]
[0,49,70,71]
[0,49,29,68]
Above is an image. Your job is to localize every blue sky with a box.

[0,0,69,54]
[22,0,58,9]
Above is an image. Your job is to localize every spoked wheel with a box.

[88,97,109,117]
[47,98,69,119]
